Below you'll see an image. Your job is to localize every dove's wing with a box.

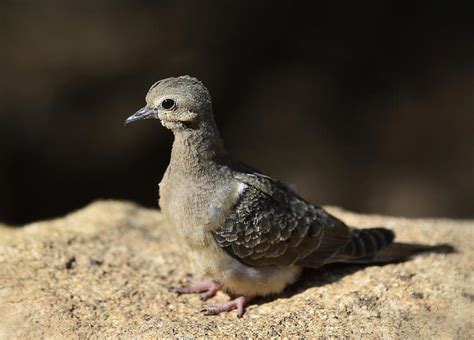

[212,163,354,267]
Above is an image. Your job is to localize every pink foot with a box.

[171,279,222,301]
[201,296,248,318]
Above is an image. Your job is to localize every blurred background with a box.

[1,1,473,225]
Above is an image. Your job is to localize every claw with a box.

[170,286,186,295]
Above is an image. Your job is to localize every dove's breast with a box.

[159,165,301,297]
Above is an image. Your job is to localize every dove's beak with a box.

[124,106,156,126]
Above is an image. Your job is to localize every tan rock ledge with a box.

[0,200,472,338]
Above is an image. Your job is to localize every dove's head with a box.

[125,75,213,131]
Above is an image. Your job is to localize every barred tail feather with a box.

[333,227,394,260]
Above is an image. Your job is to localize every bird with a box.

[124,75,454,317]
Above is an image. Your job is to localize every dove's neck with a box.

[170,119,227,176]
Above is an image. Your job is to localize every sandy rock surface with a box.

[0,200,472,338]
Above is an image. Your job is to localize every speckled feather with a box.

[213,162,392,268]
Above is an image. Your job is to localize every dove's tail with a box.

[332,227,455,265]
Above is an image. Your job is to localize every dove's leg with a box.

[172,279,222,301]
[202,295,248,318]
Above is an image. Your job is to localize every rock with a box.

[0,200,472,338]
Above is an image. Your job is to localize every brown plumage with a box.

[125,75,454,317]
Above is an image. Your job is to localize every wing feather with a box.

[212,163,352,267]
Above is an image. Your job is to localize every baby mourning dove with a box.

[125,76,453,317]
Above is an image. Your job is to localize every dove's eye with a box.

[161,99,176,110]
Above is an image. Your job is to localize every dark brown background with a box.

[1,1,473,225]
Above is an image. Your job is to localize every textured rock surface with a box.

[0,200,472,338]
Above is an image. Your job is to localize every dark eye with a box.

[161,99,175,110]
